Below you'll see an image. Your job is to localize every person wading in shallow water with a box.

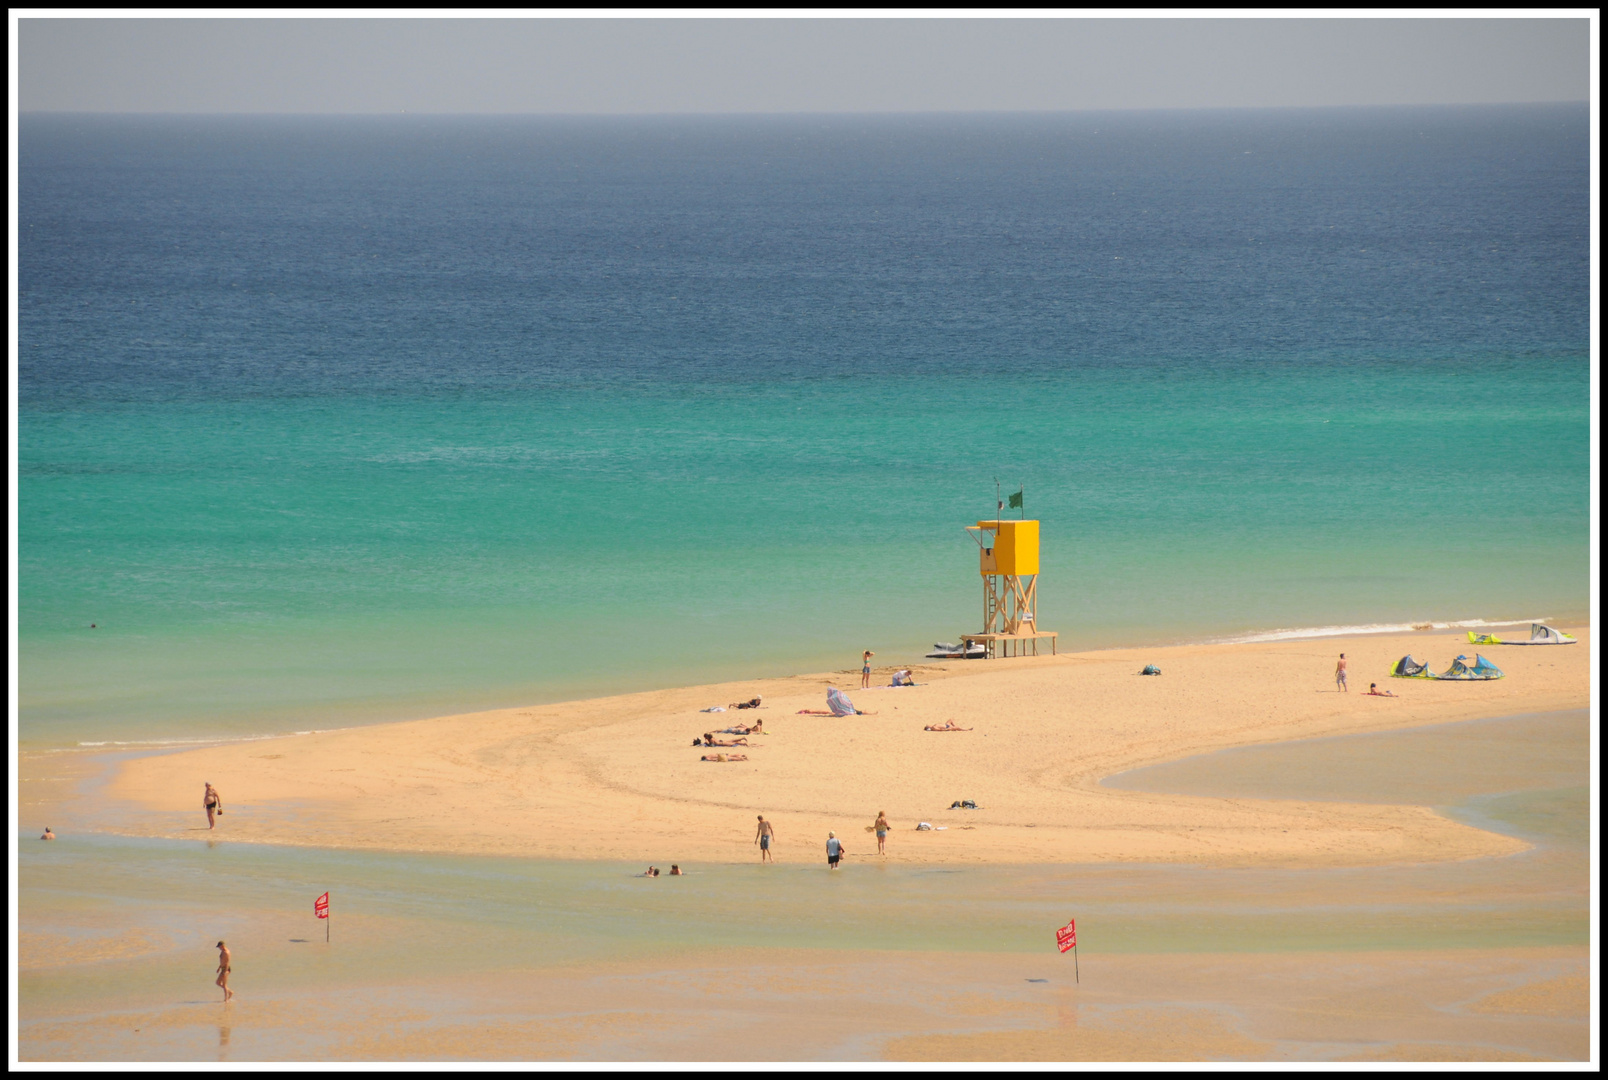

[215,941,233,1002]
[203,783,223,829]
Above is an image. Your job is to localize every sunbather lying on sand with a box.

[728,697,763,709]
[924,721,972,731]
[720,720,763,735]
[1365,683,1397,697]
[701,753,748,762]
[797,708,877,716]
[701,736,749,747]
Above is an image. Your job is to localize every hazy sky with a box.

[15,16,1593,114]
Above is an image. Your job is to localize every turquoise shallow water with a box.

[17,110,1590,748]
[17,362,1590,748]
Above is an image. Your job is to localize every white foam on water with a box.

[1214,617,1552,645]
[71,729,333,750]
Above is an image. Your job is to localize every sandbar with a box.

[97,627,1589,868]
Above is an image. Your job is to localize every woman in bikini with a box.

[924,721,972,731]
[862,650,874,689]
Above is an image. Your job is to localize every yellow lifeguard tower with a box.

[963,519,1058,658]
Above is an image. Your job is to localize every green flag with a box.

[1008,488,1023,510]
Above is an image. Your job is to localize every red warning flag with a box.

[314,892,329,919]
[1056,918,1076,953]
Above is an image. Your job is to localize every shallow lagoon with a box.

[17,709,1589,1060]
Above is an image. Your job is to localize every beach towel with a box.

[700,706,726,713]
[826,688,857,716]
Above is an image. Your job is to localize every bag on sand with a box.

[1140,664,1161,676]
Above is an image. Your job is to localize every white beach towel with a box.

[700,707,726,712]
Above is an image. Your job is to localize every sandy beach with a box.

[95,626,1590,868]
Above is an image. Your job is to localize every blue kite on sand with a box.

[1432,654,1504,681]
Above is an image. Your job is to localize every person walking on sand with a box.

[874,811,889,855]
[826,831,844,869]
[1334,654,1348,693]
[215,941,233,1002]
[203,783,223,829]
[755,814,776,862]
[862,650,874,689]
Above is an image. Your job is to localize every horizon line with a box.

[16,100,1590,118]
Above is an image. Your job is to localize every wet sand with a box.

[17,946,1589,1062]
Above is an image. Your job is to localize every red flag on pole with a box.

[1056,918,1076,953]
[314,892,329,919]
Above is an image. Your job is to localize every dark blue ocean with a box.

[17,106,1591,747]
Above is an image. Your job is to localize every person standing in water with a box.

[826,832,843,869]
[861,650,874,689]
[40,826,55,840]
[215,941,233,1002]
[755,814,776,862]
[203,783,223,829]
[873,811,890,855]
[1334,654,1349,693]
